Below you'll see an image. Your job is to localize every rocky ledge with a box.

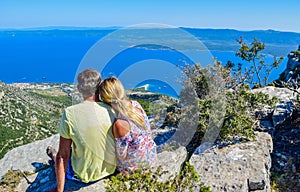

[191,132,272,192]
[0,87,298,191]
[0,132,273,192]
[0,135,187,192]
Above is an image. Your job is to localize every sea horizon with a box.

[0,28,297,96]
[0,25,300,33]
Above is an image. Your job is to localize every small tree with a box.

[232,37,284,87]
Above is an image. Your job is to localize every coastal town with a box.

[5,82,77,97]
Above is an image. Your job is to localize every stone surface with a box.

[0,134,59,178]
[190,132,273,192]
[17,167,108,192]
[250,87,296,134]
[152,146,187,182]
[281,48,300,82]
[250,86,296,102]
[272,101,295,127]
[270,114,300,191]
[1,136,186,191]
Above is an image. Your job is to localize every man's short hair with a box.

[77,69,101,96]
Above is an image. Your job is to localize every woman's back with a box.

[98,76,157,173]
[114,100,157,173]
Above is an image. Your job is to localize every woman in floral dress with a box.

[98,76,157,173]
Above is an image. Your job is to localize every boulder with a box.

[0,135,186,191]
[250,87,296,133]
[0,134,59,178]
[250,86,296,101]
[152,146,187,182]
[190,132,273,192]
[272,101,295,127]
[281,49,300,82]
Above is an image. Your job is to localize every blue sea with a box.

[0,30,288,98]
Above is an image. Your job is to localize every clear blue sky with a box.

[0,0,299,32]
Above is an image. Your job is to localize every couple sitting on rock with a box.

[46,69,157,192]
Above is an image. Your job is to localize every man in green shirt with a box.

[47,69,116,192]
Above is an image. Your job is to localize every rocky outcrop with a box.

[0,133,274,192]
[190,132,273,192]
[0,134,59,178]
[279,45,300,82]
[190,87,296,192]
[0,135,187,191]
[0,87,297,191]
[270,112,300,191]
[250,86,296,130]
[0,132,273,192]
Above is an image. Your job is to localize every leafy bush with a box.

[181,61,278,154]
[130,98,152,115]
[179,39,282,149]
[220,90,277,140]
[294,50,300,56]
[105,163,211,192]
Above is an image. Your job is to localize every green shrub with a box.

[181,62,279,154]
[105,163,211,192]
[294,50,300,56]
[131,98,152,116]
[0,169,31,191]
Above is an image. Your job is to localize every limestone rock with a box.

[250,86,296,101]
[152,146,187,182]
[250,87,296,132]
[0,136,186,191]
[17,167,107,192]
[0,134,59,178]
[272,101,295,127]
[190,132,273,192]
[281,46,300,82]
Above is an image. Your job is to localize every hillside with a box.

[1,28,299,56]
[183,28,300,55]
[0,83,71,158]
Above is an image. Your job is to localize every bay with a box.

[0,30,289,97]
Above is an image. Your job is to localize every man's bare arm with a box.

[55,136,72,192]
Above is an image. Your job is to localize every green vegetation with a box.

[0,85,71,159]
[270,161,300,191]
[231,37,284,87]
[129,98,152,116]
[180,38,280,154]
[220,90,277,140]
[105,163,210,192]
[182,64,278,154]
[30,91,72,107]
[0,169,31,192]
[0,165,51,192]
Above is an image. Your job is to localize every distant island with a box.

[0,27,299,56]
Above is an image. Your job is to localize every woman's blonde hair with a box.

[99,77,146,130]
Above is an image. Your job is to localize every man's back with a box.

[58,100,116,182]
